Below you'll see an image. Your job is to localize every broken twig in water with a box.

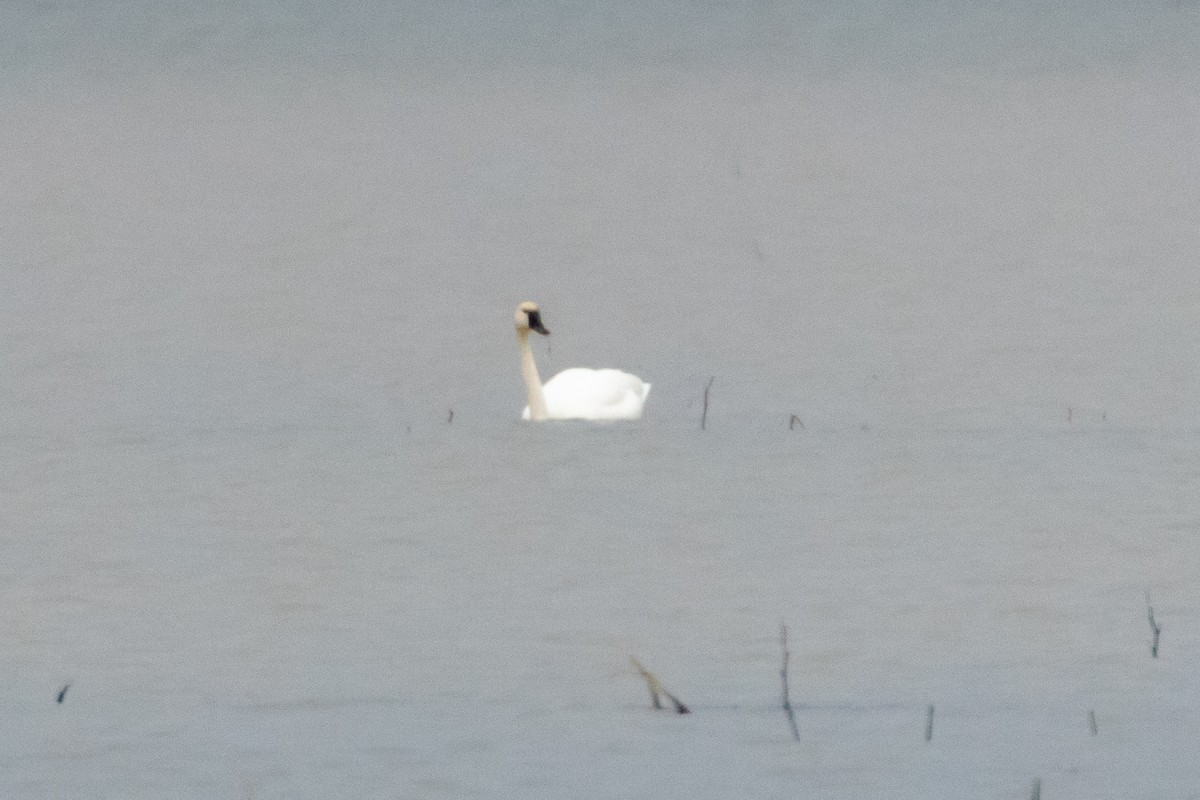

[1088,709,1098,735]
[56,683,70,704]
[700,377,715,430]
[789,414,804,430]
[630,657,689,714]
[1147,594,1162,658]
[925,704,935,742]
[447,408,454,424]
[780,623,800,741]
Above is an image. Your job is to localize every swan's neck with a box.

[517,329,550,421]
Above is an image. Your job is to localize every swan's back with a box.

[522,368,650,421]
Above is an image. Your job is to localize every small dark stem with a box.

[925,704,934,742]
[780,623,800,741]
[701,377,715,430]
[1088,709,1098,735]
[630,657,689,714]
[1147,594,1162,658]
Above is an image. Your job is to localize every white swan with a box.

[515,301,650,421]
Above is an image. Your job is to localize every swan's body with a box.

[522,367,651,421]
[515,301,650,422]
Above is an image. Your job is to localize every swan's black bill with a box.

[527,310,550,335]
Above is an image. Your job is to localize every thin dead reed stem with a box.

[700,377,715,430]
[630,657,689,714]
[1147,594,1162,658]
[780,623,800,741]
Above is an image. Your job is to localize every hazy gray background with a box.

[2,2,1199,798]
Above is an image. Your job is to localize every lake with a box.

[2,2,1199,797]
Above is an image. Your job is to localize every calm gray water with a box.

[3,2,1200,798]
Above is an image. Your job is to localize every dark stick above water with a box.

[1147,594,1162,658]
[630,657,689,715]
[700,377,715,430]
[780,623,800,741]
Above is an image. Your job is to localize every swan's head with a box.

[515,301,550,335]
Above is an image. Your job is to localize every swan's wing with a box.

[542,368,643,405]
[541,368,650,420]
